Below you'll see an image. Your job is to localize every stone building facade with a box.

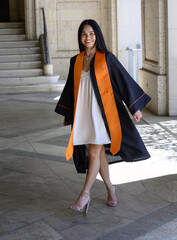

[0,0,177,116]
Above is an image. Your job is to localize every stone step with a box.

[0,83,63,94]
[0,28,25,35]
[0,22,59,94]
[0,68,43,78]
[0,61,42,70]
[0,22,25,29]
[0,40,39,48]
[0,34,26,41]
[0,77,64,94]
[0,47,41,55]
[0,75,60,86]
[0,54,41,62]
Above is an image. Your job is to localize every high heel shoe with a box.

[69,191,91,214]
[107,184,117,207]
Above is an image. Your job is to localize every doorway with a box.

[0,0,10,22]
[0,0,25,23]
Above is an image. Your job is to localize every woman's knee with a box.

[88,144,102,159]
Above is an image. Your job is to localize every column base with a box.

[43,64,53,76]
[139,69,167,115]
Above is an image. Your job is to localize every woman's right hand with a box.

[63,117,72,126]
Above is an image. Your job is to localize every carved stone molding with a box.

[141,0,166,75]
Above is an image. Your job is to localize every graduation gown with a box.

[55,50,151,173]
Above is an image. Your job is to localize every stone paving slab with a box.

[97,202,177,240]
[61,215,131,240]
[0,221,63,240]
[0,93,177,240]
[135,218,177,240]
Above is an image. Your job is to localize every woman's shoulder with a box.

[104,51,125,72]
[70,52,82,65]
[104,51,121,68]
[70,54,77,62]
[105,51,117,61]
[96,50,115,60]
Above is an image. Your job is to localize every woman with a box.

[55,19,151,213]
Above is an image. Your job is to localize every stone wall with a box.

[167,0,177,116]
[23,0,177,115]
[140,0,167,115]
[30,0,117,80]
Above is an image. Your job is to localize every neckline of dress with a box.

[82,69,90,73]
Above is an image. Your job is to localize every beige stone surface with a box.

[144,0,159,63]
[141,0,168,115]
[28,0,118,79]
[25,0,37,40]
[1,0,177,115]
[0,93,177,240]
[167,0,177,115]
[139,69,167,115]
[135,218,177,240]
[141,0,166,75]
[52,58,70,80]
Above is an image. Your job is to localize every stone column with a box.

[24,0,36,40]
[107,0,118,56]
[167,0,177,115]
[139,0,167,115]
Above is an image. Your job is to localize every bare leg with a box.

[99,146,117,205]
[99,146,112,187]
[72,144,102,209]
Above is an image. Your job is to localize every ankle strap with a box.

[106,184,114,190]
[82,191,90,195]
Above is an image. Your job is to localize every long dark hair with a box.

[78,19,108,52]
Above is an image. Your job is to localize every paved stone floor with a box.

[0,93,177,240]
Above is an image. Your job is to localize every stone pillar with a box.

[24,0,36,40]
[167,0,177,116]
[107,0,118,56]
[139,0,167,115]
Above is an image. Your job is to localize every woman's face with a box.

[81,25,96,50]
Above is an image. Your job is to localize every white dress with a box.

[73,70,111,145]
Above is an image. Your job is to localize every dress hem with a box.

[73,141,111,146]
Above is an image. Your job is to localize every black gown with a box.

[55,51,151,173]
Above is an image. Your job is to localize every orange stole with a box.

[94,51,122,155]
[65,51,84,160]
[65,51,122,161]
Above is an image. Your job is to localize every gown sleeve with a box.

[55,58,74,122]
[107,52,151,115]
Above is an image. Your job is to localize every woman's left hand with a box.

[133,110,142,123]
